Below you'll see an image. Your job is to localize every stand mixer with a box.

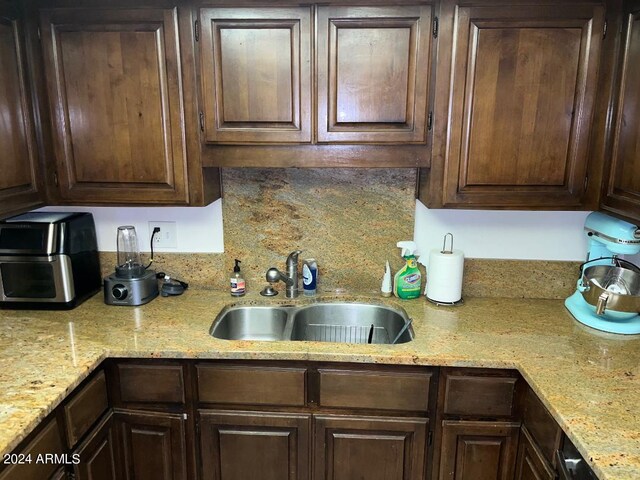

[565,212,640,334]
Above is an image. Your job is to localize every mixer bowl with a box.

[581,265,640,314]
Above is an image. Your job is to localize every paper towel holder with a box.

[442,232,454,254]
[426,233,464,307]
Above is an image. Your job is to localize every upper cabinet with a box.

[316,6,433,144]
[198,4,435,167]
[420,2,605,209]
[199,7,312,144]
[38,7,220,205]
[600,0,640,223]
[0,2,44,218]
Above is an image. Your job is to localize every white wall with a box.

[414,200,591,261]
[37,199,639,262]
[38,200,224,253]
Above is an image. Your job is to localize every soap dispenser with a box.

[230,259,246,297]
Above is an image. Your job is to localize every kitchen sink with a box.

[209,302,413,344]
[209,306,289,341]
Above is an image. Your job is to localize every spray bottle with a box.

[393,241,421,299]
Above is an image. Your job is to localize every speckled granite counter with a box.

[0,291,638,479]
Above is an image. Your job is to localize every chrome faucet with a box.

[265,250,302,298]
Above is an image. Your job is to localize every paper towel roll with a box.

[426,248,464,303]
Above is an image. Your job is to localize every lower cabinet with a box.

[438,420,520,480]
[199,410,310,480]
[314,415,428,480]
[514,427,555,480]
[114,410,188,480]
[73,413,118,480]
[5,362,576,480]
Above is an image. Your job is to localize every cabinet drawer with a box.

[318,369,431,412]
[197,364,306,407]
[117,364,185,404]
[63,370,108,448]
[523,389,562,465]
[443,373,518,417]
[0,418,64,480]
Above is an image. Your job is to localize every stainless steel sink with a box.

[209,306,289,341]
[210,302,413,344]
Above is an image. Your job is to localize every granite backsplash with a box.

[99,168,581,299]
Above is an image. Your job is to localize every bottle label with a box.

[230,278,246,295]
[302,263,317,292]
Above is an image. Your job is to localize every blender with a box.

[565,212,640,334]
[104,226,159,306]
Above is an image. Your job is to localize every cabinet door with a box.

[73,413,118,480]
[439,4,604,208]
[601,0,640,222]
[199,8,311,144]
[0,4,43,218]
[199,410,310,480]
[316,6,433,144]
[314,415,428,480]
[514,427,554,480]
[39,8,189,204]
[438,420,519,480]
[115,410,187,480]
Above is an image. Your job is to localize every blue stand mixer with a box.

[565,212,640,334]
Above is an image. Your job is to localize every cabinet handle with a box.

[199,112,205,132]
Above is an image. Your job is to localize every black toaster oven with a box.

[0,212,101,309]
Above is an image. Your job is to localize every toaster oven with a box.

[0,212,101,309]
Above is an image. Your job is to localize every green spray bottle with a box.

[393,241,422,299]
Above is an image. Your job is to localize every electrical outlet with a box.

[149,221,177,249]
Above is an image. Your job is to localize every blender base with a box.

[565,291,640,335]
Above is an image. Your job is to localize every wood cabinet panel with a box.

[426,4,604,208]
[63,370,109,448]
[514,426,555,480]
[197,364,306,407]
[318,368,431,412]
[316,6,433,143]
[115,410,187,480]
[200,8,311,144]
[199,410,310,480]
[443,374,518,418]
[0,5,43,218]
[522,389,562,466]
[73,412,118,480]
[438,420,519,480]
[39,8,189,204]
[0,417,64,480]
[116,364,185,406]
[601,0,640,222]
[314,415,428,480]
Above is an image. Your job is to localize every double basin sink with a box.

[210,302,414,345]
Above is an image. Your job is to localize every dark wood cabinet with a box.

[314,415,428,480]
[514,426,555,480]
[199,410,311,480]
[199,7,312,144]
[73,412,118,480]
[600,0,640,223]
[438,420,520,480]
[39,7,197,205]
[316,6,433,144]
[0,2,43,219]
[420,2,605,209]
[114,410,188,480]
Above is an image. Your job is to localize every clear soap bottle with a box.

[230,259,246,297]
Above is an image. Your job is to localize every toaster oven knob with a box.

[112,284,128,300]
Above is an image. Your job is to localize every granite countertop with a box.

[0,291,638,479]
